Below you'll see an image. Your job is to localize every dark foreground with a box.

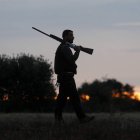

[0,113,140,140]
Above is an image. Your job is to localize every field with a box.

[0,113,140,140]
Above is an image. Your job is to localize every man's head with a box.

[62,29,74,43]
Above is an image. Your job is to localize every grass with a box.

[0,113,140,140]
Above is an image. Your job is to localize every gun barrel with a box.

[50,34,63,42]
[32,27,50,37]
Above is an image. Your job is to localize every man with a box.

[54,29,94,123]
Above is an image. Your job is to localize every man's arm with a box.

[73,50,80,61]
[62,45,77,66]
[66,43,81,61]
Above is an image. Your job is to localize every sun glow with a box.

[133,87,140,101]
[132,92,140,101]
[81,94,90,102]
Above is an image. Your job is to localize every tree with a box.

[0,54,56,112]
[78,78,136,112]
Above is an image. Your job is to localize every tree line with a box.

[78,79,140,112]
[0,54,56,112]
[0,54,139,112]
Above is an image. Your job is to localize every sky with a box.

[0,0,140,93]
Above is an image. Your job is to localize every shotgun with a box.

[32,27,94,55]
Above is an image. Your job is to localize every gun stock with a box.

[80,46,94,55]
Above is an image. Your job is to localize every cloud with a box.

[114,22,140,28]
[126,48,140,53]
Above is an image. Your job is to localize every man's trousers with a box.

[55,74,86,120]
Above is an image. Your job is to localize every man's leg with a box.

[68,77,95,123]
[68,77,86,120]
[55,83,67,121]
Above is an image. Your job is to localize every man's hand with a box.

[74,45,81,52]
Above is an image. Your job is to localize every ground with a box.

[0,113,140,140]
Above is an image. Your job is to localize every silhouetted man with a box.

[54,30,94,123]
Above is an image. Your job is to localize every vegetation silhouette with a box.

[78,79,140,112]
[0,54,139,113]
[0,54,56,112]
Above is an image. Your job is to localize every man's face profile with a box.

[64,31,74,43]
[67,32,74,43]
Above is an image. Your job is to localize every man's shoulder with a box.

[56,43,66,54]
[59,43,69,48]
[58,43,71,51]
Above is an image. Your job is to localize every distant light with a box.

[85,95,90,101]
[81,94,90,102]
[54,96,57,100]
[54,96,70,100]
[112,93,120,98]
[3,94,9,101]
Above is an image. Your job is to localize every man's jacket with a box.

[54,43,80,75]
